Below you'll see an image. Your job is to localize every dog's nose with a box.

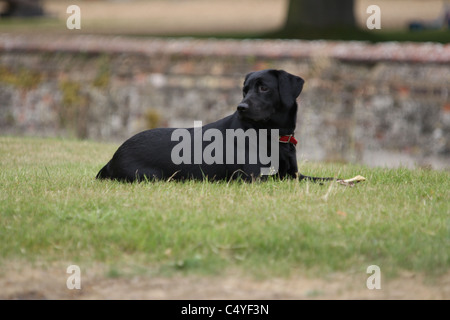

[237,103,249,112]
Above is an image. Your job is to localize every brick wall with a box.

[0,34,449,169]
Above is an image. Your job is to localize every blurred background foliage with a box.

[0,0,449,42]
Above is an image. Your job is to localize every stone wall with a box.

[0,34,449,169]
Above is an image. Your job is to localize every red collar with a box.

[279,135,298,146]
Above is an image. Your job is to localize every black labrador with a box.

[96,69,333,182]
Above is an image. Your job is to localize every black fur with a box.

[96,69,333,182]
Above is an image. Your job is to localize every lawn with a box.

[1,0,449,43]
[1,136,448,287]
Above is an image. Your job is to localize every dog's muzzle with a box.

[237,103,249,112]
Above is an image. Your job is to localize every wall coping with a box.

[0,33,449,63]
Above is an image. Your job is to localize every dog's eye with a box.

[259,86,269,93]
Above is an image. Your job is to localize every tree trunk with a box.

[285,0,355,29]
[0,0,44,17]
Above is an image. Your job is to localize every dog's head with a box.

[237,69,305,125]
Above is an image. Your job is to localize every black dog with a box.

[96,69,332,182]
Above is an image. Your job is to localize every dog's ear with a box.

[276,70,305,108]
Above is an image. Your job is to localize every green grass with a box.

[2,17,449,43]
[264,26,450,43]
[0,136,449,279]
